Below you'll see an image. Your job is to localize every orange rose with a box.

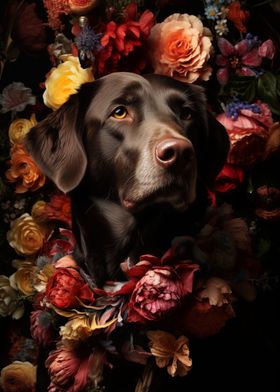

[5,144,45,193]
[148,13,213,83]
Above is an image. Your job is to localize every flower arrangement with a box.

[0,1,279,391]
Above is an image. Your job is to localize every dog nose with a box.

[155,137,194,168]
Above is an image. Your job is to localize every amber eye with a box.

[180,107,192,121]
[111,106,128,119]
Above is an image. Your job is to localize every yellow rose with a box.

[7,213,45,256]
[0,361,36,392]
[8,114,37,144]
[10,265,37,296]
[43,55,94,110]
[0,275,24,319]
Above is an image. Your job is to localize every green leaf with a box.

[257,72,280,115]
[225,76,257,102]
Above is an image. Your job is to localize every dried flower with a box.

[0,275,24,319]
[147,330,192,377]
[0,82,35,114]
[30,310,54,347]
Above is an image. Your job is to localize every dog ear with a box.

[24,94,87,193]
[203,111,230,187]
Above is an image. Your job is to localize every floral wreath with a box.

[0,1,279,391]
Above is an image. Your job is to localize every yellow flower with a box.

[43,55,94,110]
[60,315,93,341]
[0,361,36,392]
[7,213,45,256]
[0,275,24,319]
[147,330,192,377]
[10,265,37,296]
[8,114,37,144]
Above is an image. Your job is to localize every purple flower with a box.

[0,82,36,113]
[216,36,275,84]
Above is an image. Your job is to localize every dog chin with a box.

[121,186,195,212]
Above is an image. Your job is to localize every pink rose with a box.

[148,13,213,83]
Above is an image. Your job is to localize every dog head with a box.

[25,72,229,212]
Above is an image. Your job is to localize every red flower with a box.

[42,228,76,259]
[45,267,94,309]
[180,299,235,338]
[255,186,280,221]
[46,345,105,392]
[44,193,72,227]
[227,1,250,33]
[96,4,154,75]
[30,310,54,347]
[118,251,199,323]
[215,163,245,193]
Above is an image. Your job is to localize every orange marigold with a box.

[5,144,45,193]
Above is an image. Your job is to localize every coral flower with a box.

[227,1,250,33]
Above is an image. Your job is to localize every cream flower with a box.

[9,265,37,296]
[148,13,213,83]
[0,275,24,319]
[7,213,45,256]
[43,55,94,110]
[33,264,55,293]
[0,361,36,392]
[198,277,232,307]
[8,114,37,144]
[147,330,192,377]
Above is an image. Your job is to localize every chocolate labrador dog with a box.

[25,72,229,286]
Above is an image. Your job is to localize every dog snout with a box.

[155,137,194,169]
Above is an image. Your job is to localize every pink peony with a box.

[120,253,199,323]
[148,13,213,83]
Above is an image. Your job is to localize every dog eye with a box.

[180,107,192,121]
[111,106,128,119]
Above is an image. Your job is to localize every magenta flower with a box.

[216,36,275,84]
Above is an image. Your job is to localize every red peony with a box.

[215,163,245,193]
[119,252,199,324]
[44,193,72,227]
[45,267,94,309]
